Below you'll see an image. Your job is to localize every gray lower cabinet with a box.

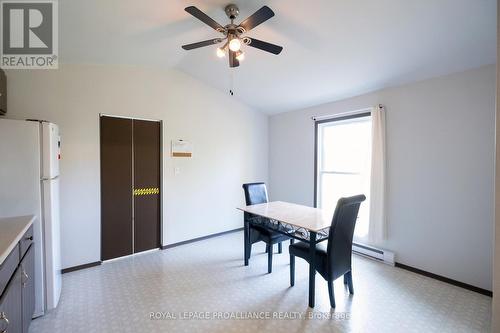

[0,227,35,333]
[20,246,34,333]
[0,68,6,115]
[0,268,22,333]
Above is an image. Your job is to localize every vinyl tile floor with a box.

[30,231,491,333]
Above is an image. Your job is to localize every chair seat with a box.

[251,225,290,243]
[243,182,293,274]
[289,241,329,279]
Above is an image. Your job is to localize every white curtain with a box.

[368,105,387,244]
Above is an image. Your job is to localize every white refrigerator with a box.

[0,118,62,316]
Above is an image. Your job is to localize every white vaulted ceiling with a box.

[60,0,496,114]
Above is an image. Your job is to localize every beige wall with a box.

[4,64,268,269]
[269,65,496,290]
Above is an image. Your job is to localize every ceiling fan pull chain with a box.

[229,70,234,96]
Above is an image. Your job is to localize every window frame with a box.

[313,112,372,208]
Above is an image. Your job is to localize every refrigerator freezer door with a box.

[42,177,62,310]
[0,119,46,316]
[42,123,60,179]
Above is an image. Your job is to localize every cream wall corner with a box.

[5,64,269,269]
[269,65,496,290]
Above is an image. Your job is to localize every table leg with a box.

[308,231,317,308]
[244,216,249,266]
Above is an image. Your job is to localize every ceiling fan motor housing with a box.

[225,4,239,20]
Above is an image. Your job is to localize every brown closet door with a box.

[100,116,133,260]
[133,120,161,253]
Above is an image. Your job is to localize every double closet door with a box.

[100,116,161,261]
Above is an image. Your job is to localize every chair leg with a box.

[265,244,269,253]
[290,254,295,286]
[343,275,348,285]
[290,239,295,245]
[244,222,249,266]
[327,281,336,308]
[346,271,354,294]
[244,241,252,266]
[278,242,282,254]
[268,244,273,274]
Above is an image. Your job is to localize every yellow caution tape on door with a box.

[133,187,160,196]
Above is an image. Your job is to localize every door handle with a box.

[21,269,29,287]
[0,312,9,333]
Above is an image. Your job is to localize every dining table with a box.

[237,201,333,308]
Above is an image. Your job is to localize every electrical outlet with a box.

[174,167,180,175]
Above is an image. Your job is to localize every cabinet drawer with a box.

[0,244,20,298]
[19,226,33,260]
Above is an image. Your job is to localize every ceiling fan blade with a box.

[229,50,240,68]
[247,38,283,55]
[239,6,275,32]
[185,6,224,32]
[182,38,222,50]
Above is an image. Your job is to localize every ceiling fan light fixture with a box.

[235,50,244,61]
[228,37,241,52]
[216,47,226,58]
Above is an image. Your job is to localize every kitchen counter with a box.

[0,215,35,265]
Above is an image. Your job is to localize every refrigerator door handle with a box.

[41,175,59,181]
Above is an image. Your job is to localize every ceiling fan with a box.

[181,4,283,68]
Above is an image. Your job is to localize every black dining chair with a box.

[242,182,292,273]
[289,194,366,308]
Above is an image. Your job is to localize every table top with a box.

[0,215,35,265]
[237,201,333,232]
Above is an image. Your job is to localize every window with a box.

[315,114,372,239]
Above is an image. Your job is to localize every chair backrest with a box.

[326,194,366,280]
[242,182,269,205]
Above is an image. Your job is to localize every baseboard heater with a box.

[352,242,395,266]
